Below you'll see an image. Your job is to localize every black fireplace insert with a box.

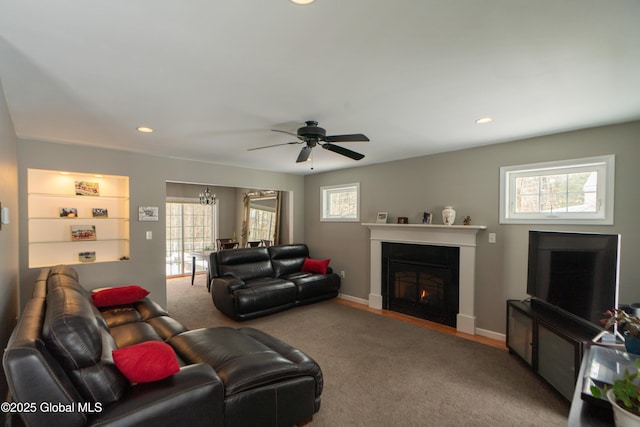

[381,242,459,327]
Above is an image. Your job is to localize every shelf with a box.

[27,168,130,268]
[29,239,130,244]
[28,193,129,200]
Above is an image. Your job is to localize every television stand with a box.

[506,299,601,400]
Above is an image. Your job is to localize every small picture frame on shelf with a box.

[397,217,408,224]
[79,251,96,262]
[92,208,108,218]
[376,212,388,223]
[59,207,78,218]
[422,212,432,224]
[139,206,159,221]
[71,225,96,241]
[75,181,100,196]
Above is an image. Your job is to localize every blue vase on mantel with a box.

[624,334,640,355]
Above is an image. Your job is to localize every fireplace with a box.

[363,223,485,335]
[382,243,459,327]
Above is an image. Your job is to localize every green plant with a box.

[591,358,640,417]
[602,309,640,339]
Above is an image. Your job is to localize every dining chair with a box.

[216,238,233,251]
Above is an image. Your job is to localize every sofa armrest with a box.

[216,275,246,293]
[88,364,224,427]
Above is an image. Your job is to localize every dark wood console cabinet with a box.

[506,299,600,400]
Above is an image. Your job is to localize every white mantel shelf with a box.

[362,222,487,335]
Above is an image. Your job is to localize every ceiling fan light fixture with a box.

[290,0,315,4]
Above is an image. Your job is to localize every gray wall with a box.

[304,121,640,336]
[17,139,305,309]
[0,81,19,414]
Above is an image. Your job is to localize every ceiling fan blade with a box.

[248,141,300,151]
[296,146,312,163]
[322,143,365,160]
[324,133,369,143]
[271,128,300,138]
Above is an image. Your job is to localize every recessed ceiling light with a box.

[475,117,494,124]
[290,0,315,4]
[137,126,154,133]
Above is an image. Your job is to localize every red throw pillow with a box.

[112,341,179,383]
[302,257,331,275]
[91,285,149,307]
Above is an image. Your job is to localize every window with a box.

[500,155,614,224]
[249,206,276,241]
[321,183,360,222]
[166,202,216,276]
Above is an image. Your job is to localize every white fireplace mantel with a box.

[362,223,486,335]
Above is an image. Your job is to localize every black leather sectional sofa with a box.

[3,265,323,427]
[210,243,341,321]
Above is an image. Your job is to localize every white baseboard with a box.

[338,293,506,342]
[338,293,369,306]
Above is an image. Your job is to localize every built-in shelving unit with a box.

[28,168,130,268]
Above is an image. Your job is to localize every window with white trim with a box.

[321,183,360,222]
[500,155,614,224]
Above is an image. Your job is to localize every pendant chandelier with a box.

[199,187,217,205]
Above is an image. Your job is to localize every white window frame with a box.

[321,183,360,222]
[499,155,614,225]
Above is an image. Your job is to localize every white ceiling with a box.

[1,0,639,175]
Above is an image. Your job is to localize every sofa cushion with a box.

[47,266,89,298]
[112,341,180,383]
[43,286,127,404]
[91,285,150,307]
[168,327,303,396]
[288,273,340,300]
[235,279,297,314]
[217,247,274,281]
[268,244,309,277]
[301,258,331,275]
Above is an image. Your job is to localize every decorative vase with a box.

[607,389,640,427]
[442,206,456,226]
[625,335,640,355]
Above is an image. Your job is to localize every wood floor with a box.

[335,297,507,350]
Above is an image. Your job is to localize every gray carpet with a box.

[166,275,569,426]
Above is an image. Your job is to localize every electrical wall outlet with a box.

[488,233,496,244]
[340,271,346,279]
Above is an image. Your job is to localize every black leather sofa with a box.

[210,244,341,321]
[3,265,323,427]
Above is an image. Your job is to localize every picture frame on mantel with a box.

[376,212,388,223]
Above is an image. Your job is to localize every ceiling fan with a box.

[249,120,368,163]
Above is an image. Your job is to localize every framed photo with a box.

[422,212,432,224]
[59,207,78,218]
[75,181,100,196]
[92,208,109,218]
[397,217,408,224]
[71,225,96,241]
[376,212,388,223]
[79,251,96,262]
[139,206,159,221]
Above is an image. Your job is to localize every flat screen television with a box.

[527,230,621,328]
